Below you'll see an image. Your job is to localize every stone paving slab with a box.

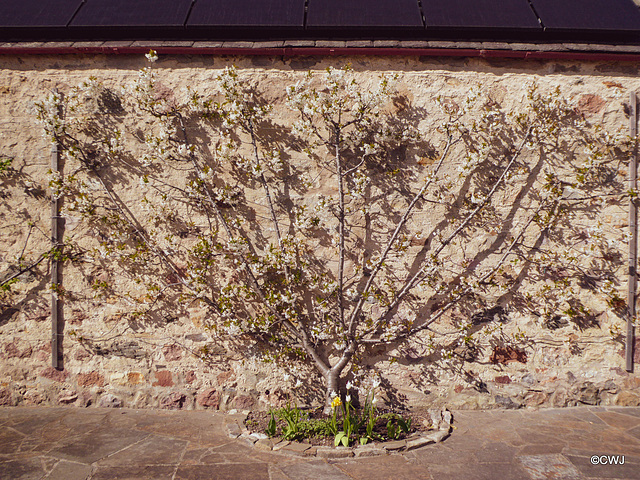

[175,463,270,480]
[44,460,93,480]
[50,427,150,463]
[95,434,187,467]
[0,457,46,479]
[0,406,639,479]
[519,454,583,480]
[91,465,176,480]
[334,454,432,480]
[565,453,640,479]
[278,460,352,480]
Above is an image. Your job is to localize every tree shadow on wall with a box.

[33,69,634,408]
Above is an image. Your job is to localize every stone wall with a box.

[0,52,639,412]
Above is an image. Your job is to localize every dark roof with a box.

[1,0,640,45]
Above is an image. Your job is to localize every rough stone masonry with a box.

[0,52,639,412]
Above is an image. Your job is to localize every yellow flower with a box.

[331,396,342,409]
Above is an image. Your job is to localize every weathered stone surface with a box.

[0,406,637,480]
[354,445,385,457]
[524,391,549,407]
[77,371,105,387]
[0,458,45,479]
[406,436,435,450]
[495,395,520,409]
[226,422,242,438]
[176,464,269,480]
[185,333,207,342]
[93,466,175,480]
[281,441,311,455]
[316,40,347,48]
[254,438,273,451]
[234,395,255,410]
[153,371,174,387]
[98,434,188,467]
[38,367,68,382]
[74,349,91,361]
[428,409,441,428]
[196,388,220,408]
[0,54,638,412]
[217,370,236,385]
[3,342,19,358]
[425,430,449,443]
[58,389,78,404]
[127,372,145,385]
[97,393,123,408]
[551,386,570,407]
[442,409,452,427]
[564,453,640,479]
[616,391,640,406]
[624,376,640,389]
[576,382,600,405]
[490,346,527,364]
[316,446,353,458]
[240,433,257,445]
[0,387,13,406]
[382,440,406,451]
[160,392,187,410]
[162,344,183,361]
[51,427,149,463]
[23,389,44,405]
[576,94,607,115]
[46,460,93,480]
[272,440,290,451]
[279,461,351,480]
[110,340,145,359]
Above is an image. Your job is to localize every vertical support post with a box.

[51,89,63,370]
[628,91,637,373]
[51,141,61,369]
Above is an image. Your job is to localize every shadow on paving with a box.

[0,406,638,479]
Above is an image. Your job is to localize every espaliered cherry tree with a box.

[35,54,632,406]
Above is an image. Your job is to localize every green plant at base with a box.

[384,413,412,440]
[265,410,277,438]
[277,404,305,441]
[0,155,12,175]
[360,387,382,445]
[335,431,349,447]
[341,395,361,446]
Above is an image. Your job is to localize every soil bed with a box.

[245,406,434,447]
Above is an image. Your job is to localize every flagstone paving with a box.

[0,406,639,479]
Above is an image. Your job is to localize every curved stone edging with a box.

[224,408,453,458]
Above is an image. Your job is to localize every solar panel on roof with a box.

[531,0,640,31]
[71,0,192,27]
[187,0,304,27]
[306,0,422,27]
[0,0,83,27]
[422,0,540,29]
[1,0,640,43]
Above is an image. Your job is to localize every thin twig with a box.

[0,253,49,287]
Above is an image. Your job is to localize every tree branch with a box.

[383,127,532,316]
[347,135,454,336]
